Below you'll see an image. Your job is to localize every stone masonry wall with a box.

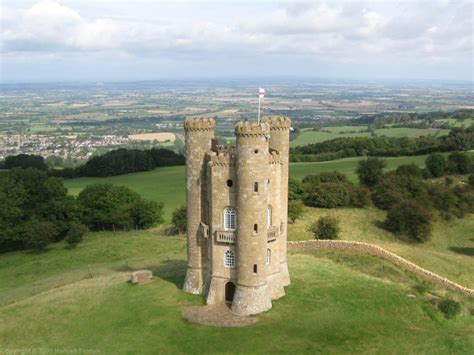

[288,240,474,297]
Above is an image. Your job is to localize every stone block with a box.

[131,270,153,285]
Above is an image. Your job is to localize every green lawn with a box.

[0,230,472,353]
[64,155,431,221]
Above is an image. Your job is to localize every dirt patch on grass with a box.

[182,304,259,327]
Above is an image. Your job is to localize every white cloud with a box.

[0,0,472,80]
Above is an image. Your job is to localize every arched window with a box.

[267,206,272,227]
[224,250,235,268]
[266,249,271,265]
[224,207,236,231]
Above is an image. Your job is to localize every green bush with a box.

[425,153,446,177]
[447,152,472,174]
[309,216,340,240]
[384,200,432,243]
[350,186,371,207]
[438,299,461,319]
[65,223,88,249]
[172,205,187,234]
[288,200,304,223]
[468,174,474,188]
[24,221,57,251]
[302,171,347,186]
[306,182,352,208]
[288,177,307,201]
[77,184,164,231]
[372,173,428,210]
[356,157,386,187]
[396,164,423,178]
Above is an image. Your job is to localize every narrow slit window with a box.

[253,264,257,274]
[253,182,258,192]
[253,224,258,234]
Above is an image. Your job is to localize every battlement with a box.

[269,150,281,165]
[264,116,292,130]
[235,122,270,137]
[208,150,235,166]
[184,117,216,131]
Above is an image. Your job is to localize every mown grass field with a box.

[64,155,431,221]
[291,126,450,147]
[1,228,473,353]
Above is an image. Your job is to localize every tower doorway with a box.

[225,282,236,303]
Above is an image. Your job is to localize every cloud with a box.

[0,0,472,80]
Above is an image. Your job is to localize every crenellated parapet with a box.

[184,117,216,131]
[269,150,281,165]
[235,121,270,137]
[263,116,291,131]
[208,151,235,167]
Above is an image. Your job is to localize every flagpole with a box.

[258,94,261,125]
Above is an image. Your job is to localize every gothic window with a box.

[224,250,235,268]
[267,207,271,227]
[266,249,271,265]
[224,207,236,231]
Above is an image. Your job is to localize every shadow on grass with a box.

[112,259,186,289]
[449,247,474,257]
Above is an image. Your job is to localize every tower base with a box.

[280,261,291,287]
[231,283,272,316]
[267,272,285,300]
[183,267,203,294]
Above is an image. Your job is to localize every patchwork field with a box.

[291,126,450,147]
[64,155,432,221]
[0,228,472,353]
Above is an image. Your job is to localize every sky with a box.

[1,0,472,83]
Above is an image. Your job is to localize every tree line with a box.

[1,148,185,178]
[290,126,473,162]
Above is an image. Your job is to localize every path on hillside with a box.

[288,240,474,297]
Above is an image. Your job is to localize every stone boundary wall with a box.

[288,240,474,297]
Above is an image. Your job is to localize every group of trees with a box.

[0,168,164,253]
[290,152,474,243]
[2,148,185,179]
[290,126,474,162]
[52,148,185,178]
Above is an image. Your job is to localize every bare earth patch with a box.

[182,304,259,327]
[128,132,176,142]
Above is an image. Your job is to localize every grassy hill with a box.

[64,155,431,221]
[1,228,472,353]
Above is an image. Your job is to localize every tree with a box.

[356,157,386,187]
[305,182,352,208]
[172,205,187,234]
[384,200,432,243]
[288,200,304,223]
[447,152,472,174]
[24,221,57,251]
[425,153,446,177]
[309,216,339,240]
[65,223,88,249]
[4,154,48,171]
[77,184,164,230]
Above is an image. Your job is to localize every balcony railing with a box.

[267,227,277,242]
[215,230,236,244]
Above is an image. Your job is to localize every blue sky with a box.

[1,0,472,82]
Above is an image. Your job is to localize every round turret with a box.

[183,117,215,294]
[231,122,272,315]
[263,116,291,286]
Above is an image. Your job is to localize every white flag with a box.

[259,87,265,98]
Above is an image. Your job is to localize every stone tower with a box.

[183,116,291,316]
